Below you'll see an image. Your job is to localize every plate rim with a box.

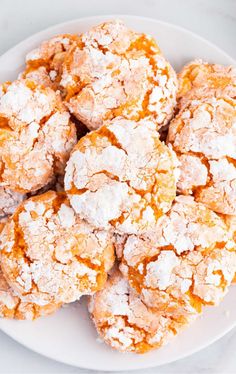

[1,310,236,372]
[1,301,236,372]
[0,14,235,371]
[0,14,235,66]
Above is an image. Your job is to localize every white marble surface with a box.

[0,0,236,373]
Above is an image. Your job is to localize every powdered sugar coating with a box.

[89,268,196,353]
[118,196,236,314]
[0,191,115,304]
[19,66,54,89]
[61,20,177,130]
[0,267,60,320]
[0,79,77,192]
[22,34,80,89]
[0,186,26,218]
[65,117,178,234]
[177,60,236,108]
[168,96,236,214]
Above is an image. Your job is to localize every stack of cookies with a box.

[0,20,235,354]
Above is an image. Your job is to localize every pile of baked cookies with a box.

[0,19,236,354]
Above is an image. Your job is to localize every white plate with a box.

[0,15,235,372]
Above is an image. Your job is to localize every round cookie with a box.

[60,19,178,130]
[0,78,77,192]
[22,34,80,89]
[0,268,60,320]
[0,191,115,304]
[0,186,26,218]
[118,196,236,315]
[168,96,236,214]
[89,268,197,353]
[0,222,59,319]
[65,117,178,234]
[177,60,236,108]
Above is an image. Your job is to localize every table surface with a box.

[0,0,236,373]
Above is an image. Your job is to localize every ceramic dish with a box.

[0,15,235,371]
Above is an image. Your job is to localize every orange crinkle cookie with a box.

[177,60,236,108]
[0,191,115,305]
[117,196,236,316]
[0,78,77,192]
[22,34,80,89]
[65,117,179,234]
[168,96,236,214]
[0,267,61,320]
[89,268,196,353]
[60,19,178,130]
